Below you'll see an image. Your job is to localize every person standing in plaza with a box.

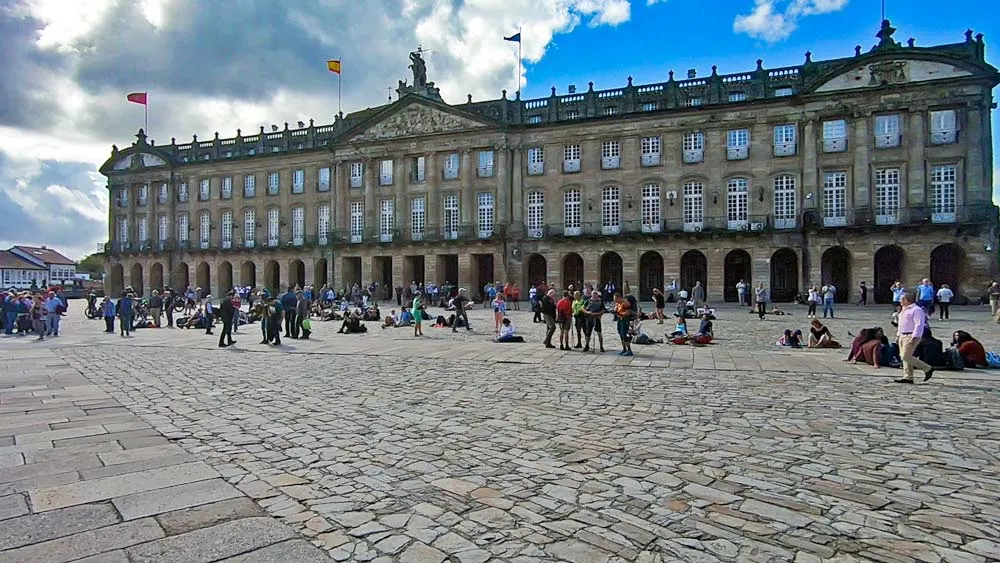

[806,286,819,318]
[230,291,242,334]
[511,283,520,311]
[856,281,868,306]
[281,286,298,338]
[218,291,236,348]
[31,295,46,340]
[891,281,905,312]
[652,288,666,324]
[117,291,134,337]
[101,296,115,333]
[148,290,163,328]
[268,296,283,345]
[541,288,557,348]
[692,281,705,308]
[894,291,934,384]
[571,290,586,348]
[987,281,1000,317]
[613,292,634,357]
[491,292,505,335]
[736,279,748,307]
[529,284,540,323]
[296,291,311,339]
[916,278,935,314]
[583,290,605,353]
[821,283,837,318]
[204,295,215,335]
[755,283,769,320]
[163,289,175,328]
[936,284,954,320]
[556,290,573,351]
[412,291,424,337]
[452,288,471,332]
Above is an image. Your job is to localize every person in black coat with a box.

[218,291,236,348]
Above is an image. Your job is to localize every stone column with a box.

[425,153,439,234]
[662,247,681,289]
[461,150,474,226]
[802,118,818,209]
[255,259,266,289]
[303,260,315,288]
[392,254,404,290]
[425,254,438,285]
[496,145,511,230]
[510,146,524,226]
[852,114,871,209]
[906,110,926,206]
[394,158,405,236]
[363,159,376,240]
[583,249,600,289]
[964,104,987,204]
[232,262,242,292]
[333,160,346,232]
[361,254,373,286]
[458,253,472,291]
[706,247,726,302]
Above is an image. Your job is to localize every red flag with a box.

[126,92,147,105]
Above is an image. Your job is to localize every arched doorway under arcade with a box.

[873,245,904,304]
[723,250,752,303]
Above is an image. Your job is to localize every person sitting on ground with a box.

[847,327,883,362]
[382,309,398,329]
[856,336,883,368]
[338,309,367,334]
[181,308,205,329]
[951,330,987,368]
[633,320,663,345]
[691,313,714,345]
[807,319,840,348]
[667,314,688,339]
[397,306,413,327]
[776,329,803,348]
[495,318,524,343]
[432,315,448,328]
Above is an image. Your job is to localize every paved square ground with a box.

[1,301,998,562]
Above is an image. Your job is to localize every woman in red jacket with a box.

[951,330,987,368]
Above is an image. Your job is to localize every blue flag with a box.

[504,33,521,43]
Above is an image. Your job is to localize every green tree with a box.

[77,253,106,278]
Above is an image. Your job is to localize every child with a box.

[492,293,506,335]
[495,318,524,342]
[668,315,688,339]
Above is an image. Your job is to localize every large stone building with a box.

[102,21,998,303]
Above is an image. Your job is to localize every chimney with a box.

[687,69,697,79]
[568,85,577,94]
[41,245,47,250]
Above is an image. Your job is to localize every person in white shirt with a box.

[736,279,749,307]
[936,284,954,321]
[495,318,524,342]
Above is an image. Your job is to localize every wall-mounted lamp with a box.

[805,193,814,200]
[625,194,634,209]
[986,243,994,252]
[587,198,594,211]
[712,192,719,205]
[757,187,765,202]
[667,192,677,207]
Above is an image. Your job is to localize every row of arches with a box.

[523,243,967,303]
[108,258,331,296]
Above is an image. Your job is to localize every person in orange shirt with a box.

[614,292,634,357]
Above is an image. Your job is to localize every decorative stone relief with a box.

[112,155,133,170]
[814,59,973,93]
[141,153,167,167]
[351,104,486,142]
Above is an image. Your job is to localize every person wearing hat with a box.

[218,291,236,348]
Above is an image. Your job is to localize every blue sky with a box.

[0,0,997,260]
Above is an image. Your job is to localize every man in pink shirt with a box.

[895,291,934,384]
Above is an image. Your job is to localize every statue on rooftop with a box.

[410,50,427,88]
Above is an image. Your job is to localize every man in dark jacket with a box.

[281,286,298,338]
[541,289,557,348]
[218,291,236,348]
[296,291,311,339]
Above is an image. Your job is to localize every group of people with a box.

[1,288,67,339]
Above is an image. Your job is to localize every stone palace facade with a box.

[101,21,998,303]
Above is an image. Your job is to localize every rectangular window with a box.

[318,167,331,191]
[528,115,542,124]
[601,140,621,169]
[292,169,305,193]
[379,200,394,242]
[379,159,393,185]
[822,171,848,227]
[773,124,797,156]
[158,183,168,204]
[874,168,901,225]
[477,192,494,238]
[728,92,747,103]
[221,211,233,248]
[199,179,210,201]
[443,153,459,180]
[157,214,168,243]
[930,110,959,145]
[641,183,661,233]
[317,204,331,244]
[930,164,957,223]
[221,176,233,199]
[244,209,255,247]
[477,150,495,178]
[682,132,704,163]
[244,175,256,198]
[727,178,749,230]
[775,87,793,97]
[685,97,702,107]
[874,114,901,148]
[117,217,128,246]
[526,191,544,238]
[603,106,617,116]
[411,156,426,183]
[443,194,459,240]
[178,183,188,202]
[267,208,280,246]
[138,184,148,205]
[683,182,704,231]
[177,213,189,243]
[410,197,425,241]
[640,136,661,166]
[291,207,304,245]
[267,172,279,195]
[727,129,749,160]
[773,175,797,229]
[601,186,620,235]
[566,109,579,120]
[350,201,364,243]
[199,211,211,248]
[641,102,657,112]
[137,215,148,243]
[563,189,581,236]
[527,147,544,175]
[563,144,581,173]
[350,161,363,188]
[822,119,848,152]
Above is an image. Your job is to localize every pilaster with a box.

[458,253,472,292]
[852,115,871,208]
[361,255,373,285]
[461,151,474,225]
[511,146,524,226]
[906,110,926,206]
[496,145,511,229]
[965,104,987,203]
[363,159,376,239]
[802,118,818,209]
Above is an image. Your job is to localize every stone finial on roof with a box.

[855,45,862,56]
[804,51,812,64]
[237,129,241,137]
[502,89,507,99]
[907,38,915,47]
[551,86,556,96]
[756,59,763,70]
[711,65,718,76]
[135,129,147,145]
[214,132,219,140]
[192,134,198,142]
[588,81,594,91]
[668,70,675,81]
[966,29,974,42]
[309,118,314,126]
[467,94,472,103]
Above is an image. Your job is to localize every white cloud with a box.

[733,0,847,42]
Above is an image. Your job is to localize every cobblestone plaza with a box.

[1,303,998,562]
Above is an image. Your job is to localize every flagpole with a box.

[517,26,522,98]
[144,99,148,135]
[338,70,342,116]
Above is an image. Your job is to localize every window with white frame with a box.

[526,191,544,238]
[773,124,797,156]
[566,109,579,120]
[350,201,364,243]
[158,214,168,242]
[601,186,621,235]
[930,164,957,223]
[775,87,793,97]
[874,114,901,148]
[563,144,581,173]
[641,102,657,112]
[641,183,661,233]
[682,131,704,163]
[350,161,363,188]
[244,208,255,247]
[683,181,704,231]
[412,156,426,183]
[221,176,232,199]
[527,147,544,175]
[318,167,331,191]
[443,153,459,180]
[563,189,581,236]
[822,171,848,226]
[138,184,148,205]
[930,110,959,145]
[822,119,848,152]
[379,159,393,185]
[137,215,148,243]
[199,179,210,201]
[443,194,459,239]
[727,129,749,160]
[477,192,494,237]
[640,136,661,166]
[727,178,749,230]
[728,92,747,103]
[244,174,256,197]
[379,200,394,242]
[267,208,280,245]
[117,217,128,245]
[267,172,279,195]
[291,206,304,244]
[317,204,330,243]
[178,183,188,202]
[601,140,621,169]
[874,168,901,225]
[177,213,189,242]
[158,183,168,203]
[773,175,797,229]
[603,106,617,116]
[685,97,702,107]
[292,169,305,193]
[199,211,210,247]
[528,115,542,124]
[477,150,495,178]
[221,211,233,247]
[410,197,425,240]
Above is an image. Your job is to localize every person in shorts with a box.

[613,292,634,357]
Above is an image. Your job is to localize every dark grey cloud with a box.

[0,7,70,129]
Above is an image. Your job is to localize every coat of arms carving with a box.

[868,61,907,86]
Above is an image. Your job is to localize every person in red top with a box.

[951,330,987,368]
[511,283,521,311]
[556,290,574,351]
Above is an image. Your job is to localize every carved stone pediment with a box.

[349,103,489,142]
[814,59,973,93]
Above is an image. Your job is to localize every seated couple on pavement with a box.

[382,307,413,328]
[338,309,368,334]
[666,314,713,345]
